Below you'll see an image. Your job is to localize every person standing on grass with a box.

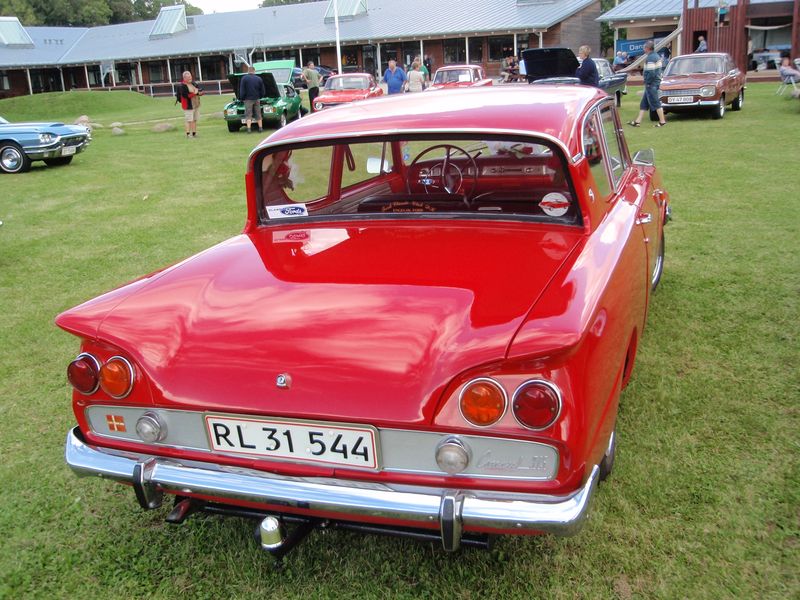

[175,71,203,138]
[627,40,667,128]
[239,65,266,133]
[383,59,407,94]
[302,61,321,112]
[575,45,599,87]
[407,61,425,92]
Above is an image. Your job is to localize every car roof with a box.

[256,86,606,159]
[674,52,728,59]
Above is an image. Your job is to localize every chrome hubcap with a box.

[1,147,22,171]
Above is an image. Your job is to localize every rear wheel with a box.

[0,142,31,174]
[277,112,287,128]
[44,156,73,167]
[649,109,659,122]
[731,88,744,111]
[227,121,241,133]
[712,94,726,119]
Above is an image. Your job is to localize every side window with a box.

[261,147,333,206]
[340,142,394,190]
[583,113,611,199]
[600,106,626,187]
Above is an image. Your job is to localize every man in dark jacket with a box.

[575,45,599,87]
[240,65,266,132]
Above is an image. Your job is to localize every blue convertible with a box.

[0,115,91,174]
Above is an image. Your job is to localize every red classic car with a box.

[427,64,493,90]
[659,52,746,119]
[312,73,383,111]
[60,85,669,556]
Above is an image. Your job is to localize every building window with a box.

[0,70,10,90]
[488,36,514,61]
[149,63,164,83]
[200,56,224,80]
[444,38,466,64]
[515,33,529,56]
[468,37,484,63]
[87,65,101,86]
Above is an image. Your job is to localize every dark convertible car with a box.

[522,48,628,106]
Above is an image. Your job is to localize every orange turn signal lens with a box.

[99,356,134,399]
[459,378,506,427]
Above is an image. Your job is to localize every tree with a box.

[0,0,39,24]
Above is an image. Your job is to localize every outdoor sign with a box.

[616,38,665,58]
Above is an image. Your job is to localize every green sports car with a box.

[224,60,303,132]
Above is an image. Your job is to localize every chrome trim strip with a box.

[65,427,597,536]
[72,352,101,395]
[511,379,563,431]
[249,127,575,169]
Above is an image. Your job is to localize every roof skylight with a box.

[149,4,188,40]
[324,0,368,23]
[0,17,35,48]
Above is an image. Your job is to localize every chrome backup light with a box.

[136,412,167,443]
[435,436,471,475]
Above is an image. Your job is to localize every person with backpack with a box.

[175,71,204,138]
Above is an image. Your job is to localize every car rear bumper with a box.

[65,427,599,549]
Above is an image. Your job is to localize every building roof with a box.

[598,0,780,23]
[1,0,597,68]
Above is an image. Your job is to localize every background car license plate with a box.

[205,415,379,469]
[668,96,693,104]
[61,146,77,156]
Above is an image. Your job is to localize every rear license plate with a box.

[61,146,77,156]
[667,96,694,104]
[205,415,379,469]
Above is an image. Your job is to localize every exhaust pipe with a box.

[258,516,286,551]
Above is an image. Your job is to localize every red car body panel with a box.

[59,85,668,547]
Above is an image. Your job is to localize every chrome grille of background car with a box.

[662,88,704,96]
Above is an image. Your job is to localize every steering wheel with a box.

[407,144,479,199]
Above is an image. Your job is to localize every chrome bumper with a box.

[65,427,599,549]
[26,140,89,160]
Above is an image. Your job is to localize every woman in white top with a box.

[407,62,425,93]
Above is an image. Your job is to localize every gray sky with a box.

[192,0,262,14]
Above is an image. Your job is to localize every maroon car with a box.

[659,53,745,119]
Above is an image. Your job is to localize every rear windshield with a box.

[434,69,471,84]
[256,135,580,226]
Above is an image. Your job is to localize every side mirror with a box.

[366,157,390,174]
[632,148,655,167]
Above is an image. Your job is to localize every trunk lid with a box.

[64,221,582,426]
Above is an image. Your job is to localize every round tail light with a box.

[512,381,561,430]
[99,356,134,399]
[67,353,100,395]
[459,378,506,427]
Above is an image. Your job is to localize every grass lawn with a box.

[0,87,797,599]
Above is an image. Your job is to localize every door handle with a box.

[636,213,652,225]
